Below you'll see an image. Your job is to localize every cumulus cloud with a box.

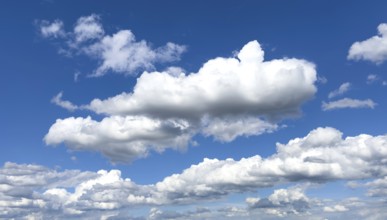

[44,127,387,205]
[44,116,193,163]
[39,14,186,76]
[5,127,387,218]
[201,116,278,142]
[0,162,98,218]
[322,98,377,111]
[51,92,78,111]
[153,127,387,203]
[39,20,65,38]
[348,23,387,64]
[46,40,317,162]
[247,186,311,217]
[328,82,351,99]
[365,176,387,197]
[86,40,316,118]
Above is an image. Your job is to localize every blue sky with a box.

[1,0,387,219]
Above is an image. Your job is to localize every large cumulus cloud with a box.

[46,40,317,162]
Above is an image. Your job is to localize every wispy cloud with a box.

[38,19,65,38]
[322,98,376,111]
[38,14,186,76]
[367,74,379,84]
[366,74,387,86]
[51,92,78,111]
[328,82,351,99]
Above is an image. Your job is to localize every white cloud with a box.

[328,82,351,99]
[317,76,328,84]
[322,98,376,111]
[73,14,104,43]
[51,92,78,111]
[247,186,312,217]
[367,74,379,84]
[201,116,278,142]
[39,15,186,76]
[348,23,387,64]
[323,205,348,212]
[87,40,316,117]
[73,71,81,82]
[85,30,186,77]
[268,187,309,205]
[154,127,387,203]
[39,20,65,38]
[5,127,387,218]
[47,40,317,161]
[365,176,387,197]
[44,116,193,163]
[366,74,387,86]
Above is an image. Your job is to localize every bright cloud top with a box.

[87,40,316,118]
[348,23,387,64]
[46,40,318,162]
[4,127,387,219]
[39,14,186,76]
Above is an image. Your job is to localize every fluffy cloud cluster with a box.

[0,162,98,219]
[364,176,387,197]
[39,14,186,76]
[348,23,387,64]
[47,123,387,199]
[153,127,387,202]
[46,40,317,162]
[5,127,387,218]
